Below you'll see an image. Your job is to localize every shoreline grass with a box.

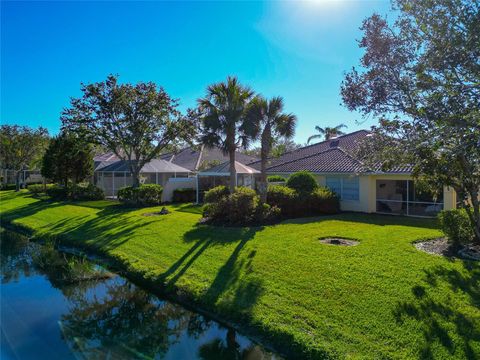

[1,190,479,359]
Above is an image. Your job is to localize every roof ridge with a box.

[266,147,346,170]
[249,129,370,166]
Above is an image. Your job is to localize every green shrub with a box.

[69,183,104,201]
[267,185,297,216]
[46,185,68,200]
[28,184,46,195]
[438,209,475,246]
[1,184,16,191]
[308,187,340,214]
[267,175,286,183]
[286,171,318,195]
[118,184,163,207]
[172,188,196,203]
[203,186,279,225]
[204,185,229,203]
[254,202,281,224]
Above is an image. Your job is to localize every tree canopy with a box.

[61,75,195,187]
[0,125,49,190]
[307,124,347,144]
[341,0,480,242]
[41,132,94,186]
[246,95,297,202]
[198,76,256,193]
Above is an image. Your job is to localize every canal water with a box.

[0,229,280,360]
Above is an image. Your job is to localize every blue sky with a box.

[1,0,393,144]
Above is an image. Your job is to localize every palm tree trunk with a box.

[259,127,271,203]
[229,149,236,193]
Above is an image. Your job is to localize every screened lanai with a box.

[95,159,191,197]
[196,161,260,203]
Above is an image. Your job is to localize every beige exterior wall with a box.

[268,172,457,215]
[315,173,457,214]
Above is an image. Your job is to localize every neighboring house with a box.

[94,158,191,198]
[160,145,258,172]
[93,146,258,200]
[196,161,260,202]
[248,130,456,217]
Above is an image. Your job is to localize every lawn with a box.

[1,190,479,359]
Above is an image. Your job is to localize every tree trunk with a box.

[259,127,271,203]
[467,189,480,244]
[15,170,21,192]
[229,149,236,194]
[132,169,141,188]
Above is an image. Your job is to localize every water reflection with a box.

[0,229,279,360]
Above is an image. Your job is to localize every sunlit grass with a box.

[1,190,479,359]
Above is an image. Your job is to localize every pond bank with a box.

[1,227,282,359]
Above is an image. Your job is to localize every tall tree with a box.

[341,0,480,242]
[41,132,94,186]
[0,125,49,191]
[61,75,195,187]
[198,76,256,193]
[246,96,297,202]
[307,124,347,144]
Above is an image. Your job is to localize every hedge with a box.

[172,188,196,203]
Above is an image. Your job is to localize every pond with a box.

[0,228,280,360]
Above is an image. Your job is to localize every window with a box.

[326,176,359,201]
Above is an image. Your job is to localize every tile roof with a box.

[250,130,413,175]
[198,161,260,175]
[161,145,258,171]
[97,159,191,173]
[266,148,365,173]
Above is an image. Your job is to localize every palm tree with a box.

[307,124,347,144]
[246,96,297,203]
[198,76,256,193]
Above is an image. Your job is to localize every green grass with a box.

[1,190,479,359]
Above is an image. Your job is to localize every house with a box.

[248,130,456,217]
[93,146,258,200]
[196,161,260,202]
[94,158,191,198]
[160,145,258,171]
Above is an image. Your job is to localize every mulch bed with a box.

[319,238,359,246]
[414,237,480,261]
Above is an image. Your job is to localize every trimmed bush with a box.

[118,184,163,207]
[69,183,104,201]
[204,185,229,203]
[286,171,318,195]
[267,185,297,216]
[438,209,475,246]
[1,184,16,191]
[267,175,286,183]
[172,188,196,203]
[28,184,46,195]
[204,186,279,225]
[46,185,68,200]
[308,187,340,214]
[267,184,339,218]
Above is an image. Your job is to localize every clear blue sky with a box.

[1,0,393,144]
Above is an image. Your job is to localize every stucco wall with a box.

[268,171,457,215]
[162,177,196,202]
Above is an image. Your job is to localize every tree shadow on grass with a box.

[0,197,64,225]
[281,212,439,230]
[57,206,159,251]
[161,225,265,317]
[393,262,480,359]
